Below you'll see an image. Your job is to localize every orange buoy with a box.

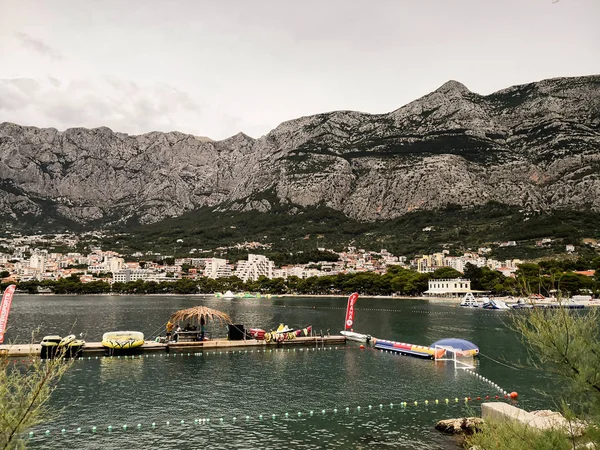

[509,392,519,399]
[359,345,365,349]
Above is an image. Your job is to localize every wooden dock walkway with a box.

[0,335,346,358]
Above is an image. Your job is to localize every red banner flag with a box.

[344,292,359,330]
[0,284,16,344]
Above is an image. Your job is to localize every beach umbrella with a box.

[169,306,232,326]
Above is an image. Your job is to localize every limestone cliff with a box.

[0,75,599,228]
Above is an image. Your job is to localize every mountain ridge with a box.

[0,74,599,230]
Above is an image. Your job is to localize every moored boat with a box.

[40,335,62,359]
[512,303,534,309]
[263,324,312,342]
[65,338,85,358]
[340,330,371,343]
[248,328,266,339]
[102,331,144,350]
[40,334,86,359]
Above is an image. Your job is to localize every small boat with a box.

[275,323,294,333]
[248,328,266,340]
[340,330,371,343]
[40,335,62,359]
[512,303,534,309]
[543,303,585,310]
[263,325,312,342]
[248,325,313,341]
[102,331,144,350]
[460,293,482,307]
[482,299,510,310]
[59,334,76,346]
[64,339,85,358]
[40,334,85,359]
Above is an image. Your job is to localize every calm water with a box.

[6,295,557,449]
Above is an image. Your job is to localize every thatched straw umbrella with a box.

[170,305,232,327]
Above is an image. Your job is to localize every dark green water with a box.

[6,295,557,449]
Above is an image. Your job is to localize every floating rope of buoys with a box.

[462,368,513,398]
[30,392,513,440]
[16,345,360,363]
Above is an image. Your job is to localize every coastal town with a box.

[1,231,598,300]
[0,232,531,285]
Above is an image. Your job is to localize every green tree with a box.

[0,349,73,449]
[430,267,463,279]
[0,271,9,279]
[467,304,600,449]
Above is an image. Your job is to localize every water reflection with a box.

[4,295,564,449]
[100,356,145,383]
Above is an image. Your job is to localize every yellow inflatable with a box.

[102,331,144,350]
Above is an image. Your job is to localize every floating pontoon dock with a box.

[0,335,347,358]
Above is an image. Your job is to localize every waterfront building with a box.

[424,278,473,297]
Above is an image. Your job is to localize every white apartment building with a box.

[29,252,47,272]
[89,256,125,273]
[112,269,174,283]
[203,258,232,279]
[274,266,308,279]
[234,254,274,282]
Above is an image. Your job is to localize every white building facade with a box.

[424,278,472,297]
[234,254,275,282]
[203,258,232,279]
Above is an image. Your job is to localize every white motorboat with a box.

[340,330,371,343]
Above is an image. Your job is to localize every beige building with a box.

[424,278,474,297]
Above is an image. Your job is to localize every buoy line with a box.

[8,345,364,366]
[28,393,513,440]
[462,368,517,400]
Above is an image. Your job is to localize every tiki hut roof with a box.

[170,305,232,326]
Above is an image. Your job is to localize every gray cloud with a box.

[14,32,62,60]
[1,1,598,138]
[0,77,241,139]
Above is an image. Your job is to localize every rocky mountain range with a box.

[1,75,599,229]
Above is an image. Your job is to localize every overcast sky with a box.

[0,0,599,140]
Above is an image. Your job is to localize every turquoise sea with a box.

[6,295,557,449]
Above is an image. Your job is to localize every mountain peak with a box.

[435,80,471,95]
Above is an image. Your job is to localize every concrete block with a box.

[481,402,585,435]
[481,402,534,426]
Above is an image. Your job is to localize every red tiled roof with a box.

[574,270,596,277]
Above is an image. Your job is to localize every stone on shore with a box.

[435,417,484,435]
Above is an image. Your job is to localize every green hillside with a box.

[95,202,600,262]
